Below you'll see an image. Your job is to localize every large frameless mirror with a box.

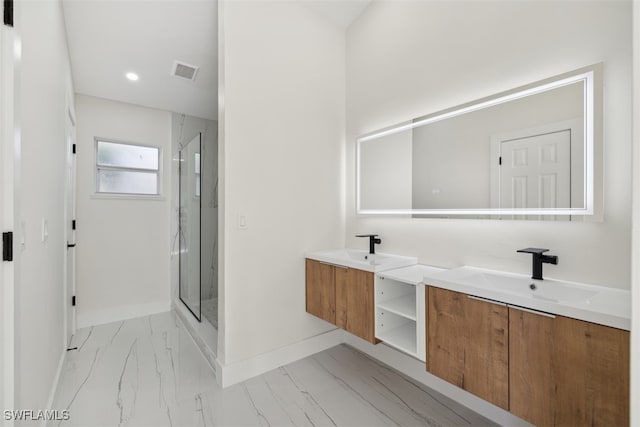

[357,65,601,218]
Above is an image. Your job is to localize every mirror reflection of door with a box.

[358,69,592,217]
[497,129,572,221]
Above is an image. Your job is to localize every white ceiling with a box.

[63,0,218,120]
[62,0,370,121]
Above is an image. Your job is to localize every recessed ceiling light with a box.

[125,72,139,81]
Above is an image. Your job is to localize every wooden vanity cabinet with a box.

[337,267,376,343]
[426,287,509,410]
[509,307,629,427]
[305,259,336,324]
[426,285,629,425]
[305,259,377,344]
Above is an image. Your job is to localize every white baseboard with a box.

[77,300,171,328]
[343,334,532,427]
[42,349,66,427]
[218,328,345,388]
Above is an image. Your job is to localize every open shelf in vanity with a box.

[374,264,445,361]
[377,293,416,320]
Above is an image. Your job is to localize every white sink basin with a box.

[426,266,601,304]
[306,248,417,273]
[424,266,630,330]
[453,269,599,303]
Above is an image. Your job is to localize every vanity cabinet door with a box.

[509,307,629,427]
[305,260,376,343]
[427,287,509,410]
[305,259,335,324]
[334,266,348,329]
[342,268,377,344]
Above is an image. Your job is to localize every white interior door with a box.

[499,130,571,219]
[65,110,77,342]
[1,16,16,420]
[0,24,5,413]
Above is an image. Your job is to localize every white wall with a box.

[75,94,172,327]
[220,1,345,364]
[346,1,632,289]
[14,0,75,414]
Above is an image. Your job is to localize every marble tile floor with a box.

[51,311,496,427]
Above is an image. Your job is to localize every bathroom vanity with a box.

[424,267,629,426]
[305,249,417,343]
[304,249,630,427]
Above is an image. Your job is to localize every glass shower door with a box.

[179,133,201,320]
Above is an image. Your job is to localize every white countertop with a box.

[377,264,447,285]
[423,266,630,331]
[305,248,417,273]
[305,248,630,330]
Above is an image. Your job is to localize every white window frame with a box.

[94,137,163,198]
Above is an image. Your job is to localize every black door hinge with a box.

[498,156,502,166]
[2,232,13,261]
[72,144,76,154]
[72,296,76,306]
[3,0,13,27]
[72,219,76,230]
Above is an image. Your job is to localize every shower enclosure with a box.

[178,121,218,336]
[179,134,201,320]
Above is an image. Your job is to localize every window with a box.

[96,139,160,195]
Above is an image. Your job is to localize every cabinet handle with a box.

[508,305,556,319]
[319,261,348,270]
[467,295,507,307]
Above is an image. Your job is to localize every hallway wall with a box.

[15,0,76,414]
[75,94,172,327]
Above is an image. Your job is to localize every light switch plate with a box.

[238,215,248,230]
[20,221,26,250]
[41,219,48,242]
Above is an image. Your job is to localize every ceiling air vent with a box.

[171,61,199,81]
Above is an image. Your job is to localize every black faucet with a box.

[356,234,381,254]
[517,248,558,280]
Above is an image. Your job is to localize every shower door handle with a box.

[67,242,76,248]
